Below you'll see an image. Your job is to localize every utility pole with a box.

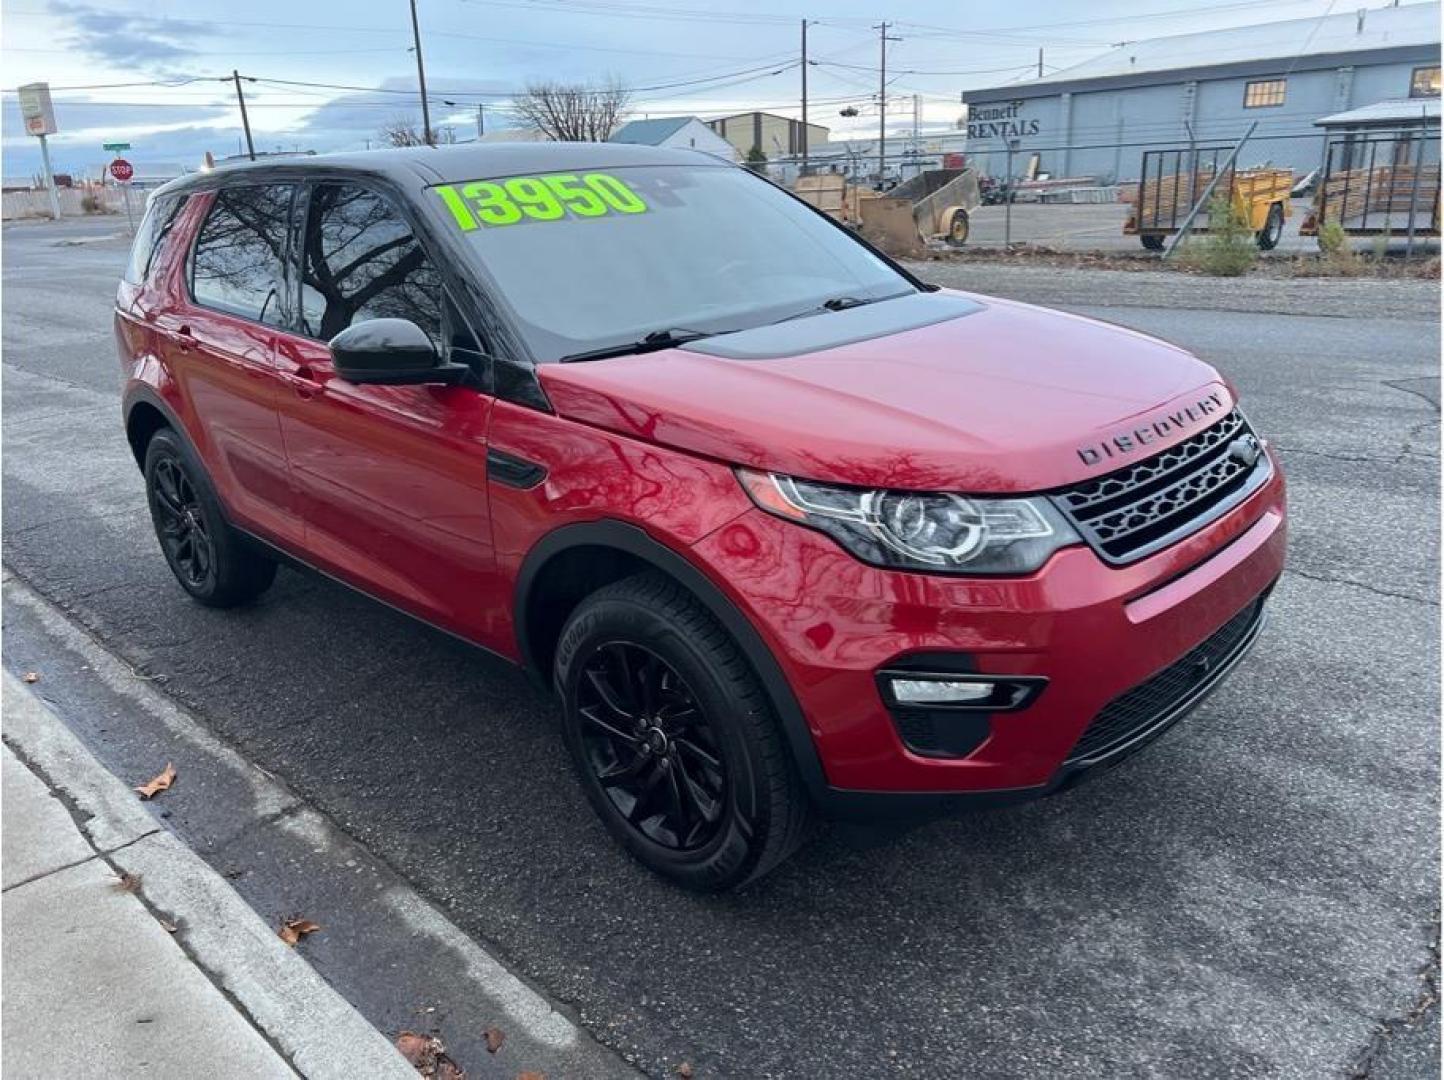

[875,22,900,185]
[409,0,434,146]
[1038,48,1044,78]
[232,70,255,161]
[800,19,810,173]
[476,103,485,138]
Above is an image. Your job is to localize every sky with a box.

[2,0,1362,179]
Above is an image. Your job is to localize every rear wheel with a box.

[945,208,970,247]
[1256,202,1285,250]
[144,429,276,607]
[1140,233,1166,251]
[555,572,812,891]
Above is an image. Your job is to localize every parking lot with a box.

[2,217,1439,1077]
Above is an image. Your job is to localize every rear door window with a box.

[299,183,442,345]
[190,184,295,327]
[122,193,184,285]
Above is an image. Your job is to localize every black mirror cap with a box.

[328,318,467,386]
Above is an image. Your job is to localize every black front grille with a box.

[1065,598,1264,764]
[1054,410,1269,564]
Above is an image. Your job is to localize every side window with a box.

[122,193,183,285]
[300,183,442,344]
[190,184,294,327]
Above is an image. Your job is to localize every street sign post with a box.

[109,158,136,232]
[18,82,61,220]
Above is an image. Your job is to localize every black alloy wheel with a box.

[555,571,812,890]
[576,641,728,851]
[151,455,215,591]
[143,427,276,607]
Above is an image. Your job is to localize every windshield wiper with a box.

[558,327,715,364]
[773,291,912,324]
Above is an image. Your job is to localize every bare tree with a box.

[512,79,630,142]
[377,117,457,147]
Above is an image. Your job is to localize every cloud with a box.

[48,0,213,69]
[276,76,521,148]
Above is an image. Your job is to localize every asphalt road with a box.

[3,218,1439,1078]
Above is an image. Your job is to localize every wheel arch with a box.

[514,520,830,802]
[123,386,184,471]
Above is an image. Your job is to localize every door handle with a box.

[291,363,322,400]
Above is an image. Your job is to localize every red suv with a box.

[117,145,1286,890]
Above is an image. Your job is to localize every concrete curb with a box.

[2,670,418,1080]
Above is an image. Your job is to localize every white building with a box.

[608,116,739,161]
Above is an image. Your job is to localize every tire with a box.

[144,428,276,608]
[1140,234,1166,251]
[1256,202,1285,250]
[945,208,970,247]
[555,571,812,891]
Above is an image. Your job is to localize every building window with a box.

[1410,65,1440,98]
[1243,79,1287,108]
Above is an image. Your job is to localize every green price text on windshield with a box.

[435,173,649,230]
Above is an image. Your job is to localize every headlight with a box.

[737,468,1081,575]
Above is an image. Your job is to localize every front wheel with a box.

[144,429,276,607]
[1256,202,1285,250]
[554,572,812,891]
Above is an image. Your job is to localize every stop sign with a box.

[109,158,133,182]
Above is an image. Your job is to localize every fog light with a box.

[879,671,1048,712]
[890,678,994,705]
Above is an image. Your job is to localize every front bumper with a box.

[689,453,1286,813]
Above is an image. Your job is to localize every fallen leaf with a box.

[396,1031,434,1068]
[677,1065,694,1079]
[112,871,142,893]
[395,1031,466,1078]
[483,1028,505,1054]
[516,1073,545,1080]
[22,671,39,684]
[159,919,179,933]
[277,917,321,947]
[134,762,177,800]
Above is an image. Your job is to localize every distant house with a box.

[706,112,829,162]
[608,117,739,161]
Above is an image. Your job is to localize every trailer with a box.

[1124,145,1292,251]
[1298,124,1440,244]
[792,168,980,253]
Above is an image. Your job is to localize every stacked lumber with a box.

[1320,164,1441,224]
[1135,168,1224,229]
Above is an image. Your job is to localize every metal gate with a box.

[1314,129,1441,236]
[1135,145,1233,232]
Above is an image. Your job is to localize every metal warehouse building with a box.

[961,2,1441,183]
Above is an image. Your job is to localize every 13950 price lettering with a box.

[434,172,649,229]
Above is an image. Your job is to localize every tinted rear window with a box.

[122,194,184,285]
[190,185,294,326]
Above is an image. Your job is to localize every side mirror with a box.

[328,318,468,386]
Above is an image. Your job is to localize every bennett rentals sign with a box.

[966,100,1038,141]
[18,82,57,136]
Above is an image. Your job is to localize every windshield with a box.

[428,164,913,362]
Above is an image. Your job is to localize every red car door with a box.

[152,186,304,547]
[273,181,504,647]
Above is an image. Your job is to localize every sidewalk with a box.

[1,670,417,1079]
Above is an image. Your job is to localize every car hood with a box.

[537,289,1232,493]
